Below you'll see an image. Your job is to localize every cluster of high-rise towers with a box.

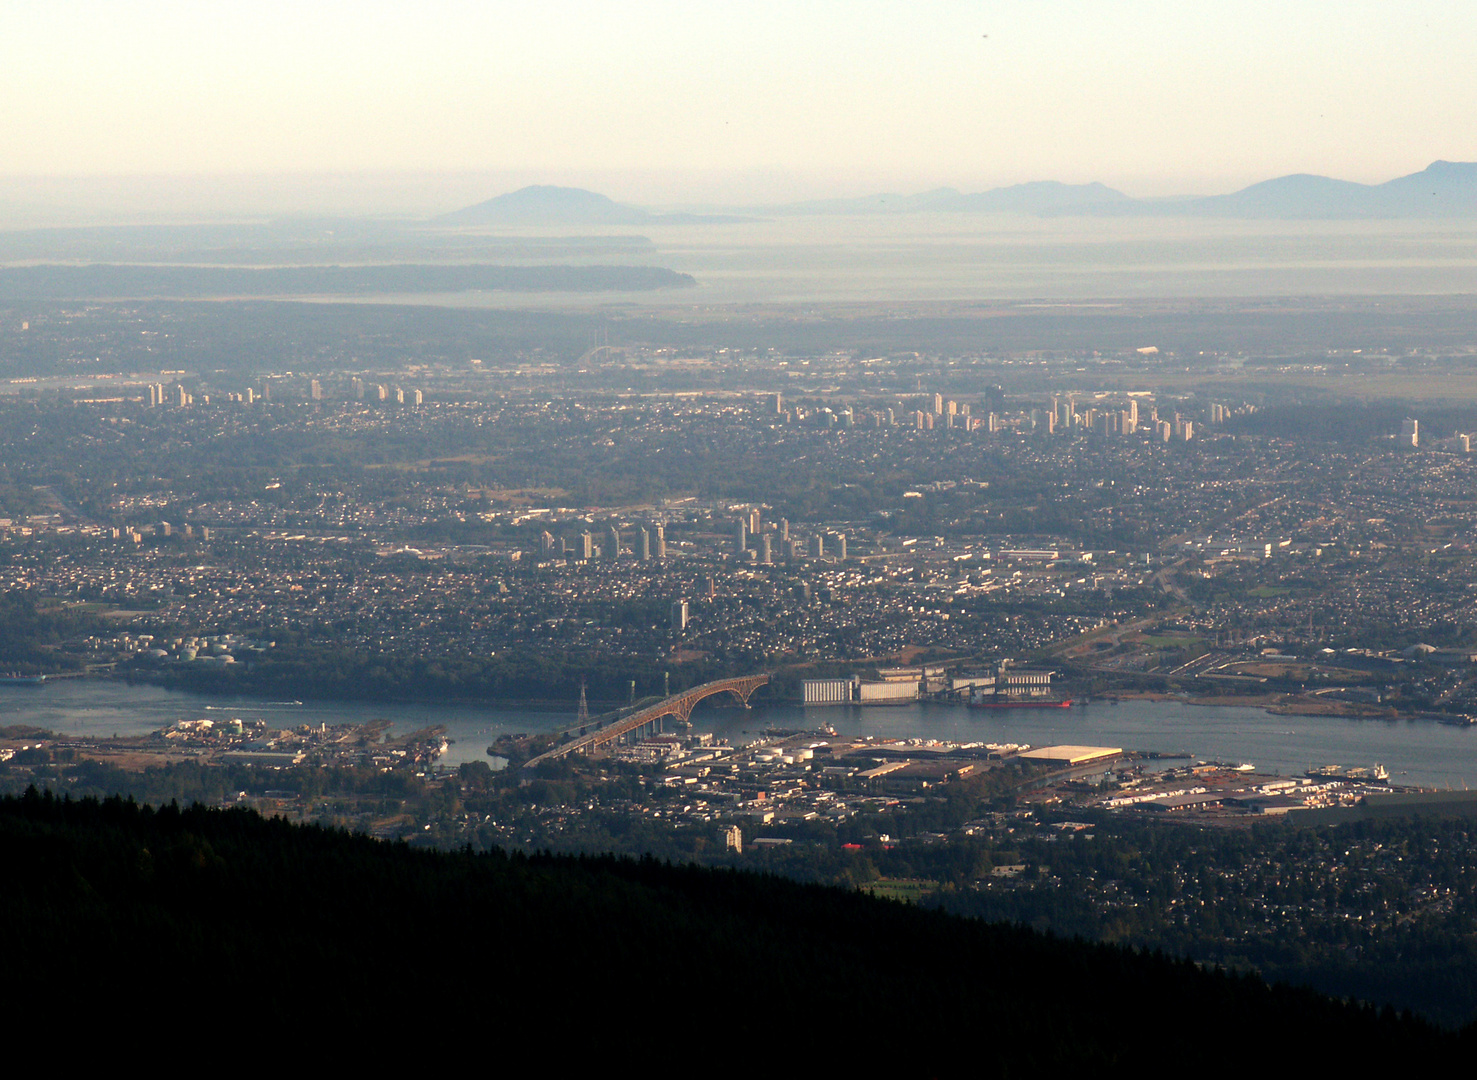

[730,507,846,564]
[536,509,846,567]
[1029,396,1240,441]
[770,389,1243,441]
[142,376,426,407]
[538,523,665,563]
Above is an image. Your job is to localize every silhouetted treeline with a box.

[0,789,1459,1067]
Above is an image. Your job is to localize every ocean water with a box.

[411,213,1477,308]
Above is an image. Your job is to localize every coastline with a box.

[1105,687,1458,722]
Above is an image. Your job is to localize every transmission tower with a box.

[576,681,589,727]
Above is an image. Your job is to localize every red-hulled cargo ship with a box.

[969,697,1072,709]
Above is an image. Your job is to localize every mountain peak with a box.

[436,186,653,226]
[1419,159,1476,174]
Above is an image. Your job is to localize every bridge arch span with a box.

[523,674,770,767]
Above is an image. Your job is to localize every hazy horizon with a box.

[1,159,1474,230]
[3,2,1475,225]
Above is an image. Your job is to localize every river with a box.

[6,679,1477,789]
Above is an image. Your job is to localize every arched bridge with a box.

[576,344,624,366]
[523,674,770,768]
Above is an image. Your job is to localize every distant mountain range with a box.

[776,161,1477,219]
[440,162,1477,224]
[1160,160,1477,219]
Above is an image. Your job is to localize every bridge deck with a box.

[522,674,769,769]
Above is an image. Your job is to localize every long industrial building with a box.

[803,675,919,706]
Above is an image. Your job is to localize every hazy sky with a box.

[3,1,1476,210]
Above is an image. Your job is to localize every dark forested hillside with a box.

[0,790,1461,1067]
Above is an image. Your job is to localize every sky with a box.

[3,1,1476,215]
